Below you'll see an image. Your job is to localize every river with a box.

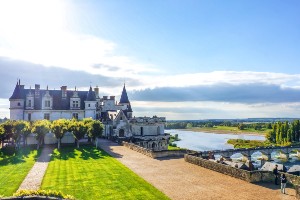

[165,129,265,151]
[166,129,300,168]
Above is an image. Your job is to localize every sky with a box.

[0,0,300,120]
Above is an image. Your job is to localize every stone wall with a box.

[122,142,197,159]
[184,154,274,183]
[122,141,154,157]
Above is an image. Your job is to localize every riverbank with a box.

[181,127,267,136]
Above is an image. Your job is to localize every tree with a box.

[2,120,14,146]
[83,118,94,142]
[69,120,87,148]
[51,119,69,149]
[13,120,31,148]
[89,120,104,148]
[237,123,246,130]
[0,125,5,148]
[32,120,50,149]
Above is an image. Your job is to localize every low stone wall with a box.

[184,154,274,183]
[122,142,154,158]
[122,142,197,159]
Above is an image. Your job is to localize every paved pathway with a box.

[18,145,54,191]
[98,139,297,200]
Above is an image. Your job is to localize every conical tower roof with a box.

[86,86,96,101]
[119,84,130,104]
[9,80,23,100]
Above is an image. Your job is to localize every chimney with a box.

[61,86,67,98]
[94,86,99,98]
[110,96,115,100]
[103,96,108,100]
[35,84,40,98]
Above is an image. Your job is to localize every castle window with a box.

[28,100,31,107]
[72,113,78,120]
[140,127,144,136]
[73,101,79,108]
[44,113,50,120]
[88,104,90,107]
[17,102,21,106]
[45,100,50,107]
[28,113,31,121]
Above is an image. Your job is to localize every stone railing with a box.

[122,142,154,158]
[185,154,300,199]
[122,142,197,159]
[184,154,274,183]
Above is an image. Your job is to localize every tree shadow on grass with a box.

[0,146,39,166]
[50,144,110,161]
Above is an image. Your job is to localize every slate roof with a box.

[119,84,130,104]
[10,83,96,110]
[86,86,96,101]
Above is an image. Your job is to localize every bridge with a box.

[200,145,300,161]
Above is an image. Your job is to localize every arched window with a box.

[119,129,125,137]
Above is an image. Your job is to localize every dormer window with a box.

[45,100,50,107]
[73,101,79,108]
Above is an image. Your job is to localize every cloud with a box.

[0,57,140,99]
[130,83,300,104]
[0,0,157,79]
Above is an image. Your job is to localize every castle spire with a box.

[119,84,130,104]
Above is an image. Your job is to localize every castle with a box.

[9,80,169,150]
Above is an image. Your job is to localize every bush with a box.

[0,146,16,156]
[13,190,75,200]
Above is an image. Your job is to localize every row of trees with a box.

[266,120,300,145]
[165,121,272,130]
[0,118,104,149]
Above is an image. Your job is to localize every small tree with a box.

[32,120,50,149]
[13,120,30,149]
[2,120,14,146]
[69,120,87,148]
[83,118,93,142]
[89,120,104,148]
[51,119,69,149]
[0,125,5,148]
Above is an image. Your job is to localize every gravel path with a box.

[17,145,54,191]
[98,139,297,200]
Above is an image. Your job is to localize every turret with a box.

[84,86,97,119]
[9,80,25,120]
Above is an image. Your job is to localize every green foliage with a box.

[14,189,75,199]
[41,145,169,200]
[267,120,300,145]
[51,119,69,149]
[32,120,50,149]
[227,139,271,148]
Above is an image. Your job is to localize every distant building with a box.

[9,80,169,150]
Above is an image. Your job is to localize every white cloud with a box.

[0,0,157,79]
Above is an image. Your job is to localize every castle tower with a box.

[118,84,133,119]
[84,86,97,119]
[9,80,25,120]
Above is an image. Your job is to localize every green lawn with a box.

[0,146,39,196]
[41,145,169,200]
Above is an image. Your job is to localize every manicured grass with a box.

[41,145,169,200]
[0,146,39,196]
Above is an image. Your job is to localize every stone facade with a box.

[9,81,169,149]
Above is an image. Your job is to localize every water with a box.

[166,129,265,151]
[166,129,300,169]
